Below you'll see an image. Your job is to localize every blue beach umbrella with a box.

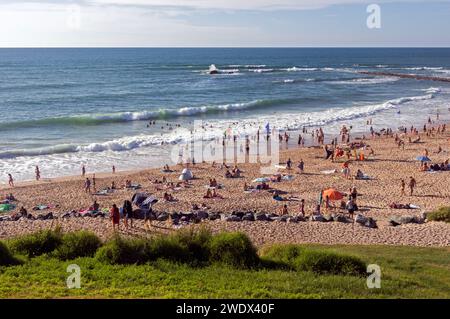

[415,155,431,162]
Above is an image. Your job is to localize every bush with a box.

[0,241,21,266]
[294,249,366,276]
[172,228,212,264]
[209,232,259,268]
[54,231,102,260]
[259,244,303,268]
[427,207,450,223]
[10,228,63,258]
[96,236,147,264]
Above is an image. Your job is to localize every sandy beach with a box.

[1,122,449,247]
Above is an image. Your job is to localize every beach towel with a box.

[275,164,287,169]
[32,204,57,211]
[282,175,295,181]
[321,169,337,175]
[252,177,270,183]
[244,189,260,194]
[0,203,15,212]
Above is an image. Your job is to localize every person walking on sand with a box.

[84,177,91,194]
[110,204,120,232]
[400,179,406,196]
[123,200,133,229]
[408,176,416,196]
[81,165,86,177]
[35,166,40,181]
[7,174,14,187]
[297,159,304,174]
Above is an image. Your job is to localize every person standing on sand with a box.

[92,174,96,192]
[408,176,417,196]
[35,166,40,181]
[110,204,120,232]
[318,189,323,207]
[299,199,305,217]
[84,178,91,194]
[123,200,133,229]
[81,165,86,177]
[400,179,406,196]
[112,165,116,174]
[7,174,14,187]
[297,159,304,174]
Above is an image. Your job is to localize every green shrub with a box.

[294,249,366,276]
[260,244,303,267]
[96,236,147,264]
[10,228,63,258]
[54,231,102,260]
[427,207,450,223]
[146,236,190,263]
[209,232,259,268]
[0,241,21,266]
[172,228,212,264]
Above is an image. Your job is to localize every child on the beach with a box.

[400,179,406,195]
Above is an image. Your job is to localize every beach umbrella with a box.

[415,155,431,162]
[322,188,344,201]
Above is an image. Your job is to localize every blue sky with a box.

[0,0,449,47]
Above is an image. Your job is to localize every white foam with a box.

[332,77,399,85]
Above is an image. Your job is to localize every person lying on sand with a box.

[270,174,282,182]
[272,190,300,202]
[278,204,288,216]
[411,136,421,143]
[232,166,241,178]
[224,170,232,178]
[5,193,16,201]
[163,192,176,202]
[209,178,218,188]
[255,182,270,190]
[355,169,364,179]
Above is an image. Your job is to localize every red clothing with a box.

[110,207,120,224]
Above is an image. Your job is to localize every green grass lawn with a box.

[1,244,448,299]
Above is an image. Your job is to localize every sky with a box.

[0,0,449,47]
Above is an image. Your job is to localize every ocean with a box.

[1,48,450,182]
